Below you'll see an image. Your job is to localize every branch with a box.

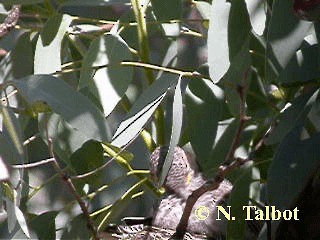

[11,158,55,169]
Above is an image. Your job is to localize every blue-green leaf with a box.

[12,75,111,146]
[266,0,313,82]
[159,75,184,187]
[186,78,223,167]
[111,73,179,147]
[79,34,133,116]
[34,14,72,74]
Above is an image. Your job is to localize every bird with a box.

[149,146,233,238]
[107,146,261,239]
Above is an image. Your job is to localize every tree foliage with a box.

[0,0,320,239]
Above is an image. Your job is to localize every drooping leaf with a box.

[79,34,133,116]
[159,75,184,187]
[208,0,251,83]
[34,14,72,74]
[14,205,30,238]
[244,0,266,36]
[208,0,231,82]
[12,75,111,146]
[266,0,313,83]
[185,77,223,167]
[111,73,179,147]
[0,104,24,164]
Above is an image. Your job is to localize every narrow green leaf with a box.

[34,14,72,74]
[79,34,133,116]
[111,73,179,147]
[5,198,17,233]
[14,205,30,238]
[0,105,24,163]
[208,0,231,82]
[159,76,184,187]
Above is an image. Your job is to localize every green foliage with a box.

[1,0,320,239]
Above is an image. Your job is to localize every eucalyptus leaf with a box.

[30,211,58,240]
[208,0,231,82]
[267,127,320,233]
[12,75,111,146]
[111,73,179,147]
[0,104,24,164]
[34,14,72,74]
[186,78,223,167]
[244,0,266,36]
[266,0,313,82]
[79,34,133,116]
[266,90,318,145]
[0,156,10,182]
[159,76,184,187]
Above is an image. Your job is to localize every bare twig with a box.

[0,5,21,38]
[171,70,251,239]
[11,158,55,169]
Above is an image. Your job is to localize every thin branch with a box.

[43,115,99,240]
[171,70,251,239]
[70,150,119,180]
[11,158,55,169]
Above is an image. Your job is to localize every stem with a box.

[12,158,55,169]
[131,0,154,84]
[131,0,166,145]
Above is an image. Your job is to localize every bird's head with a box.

[149,146,198,194]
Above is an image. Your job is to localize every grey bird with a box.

[108,146,261,239]
[150,146,232,239]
